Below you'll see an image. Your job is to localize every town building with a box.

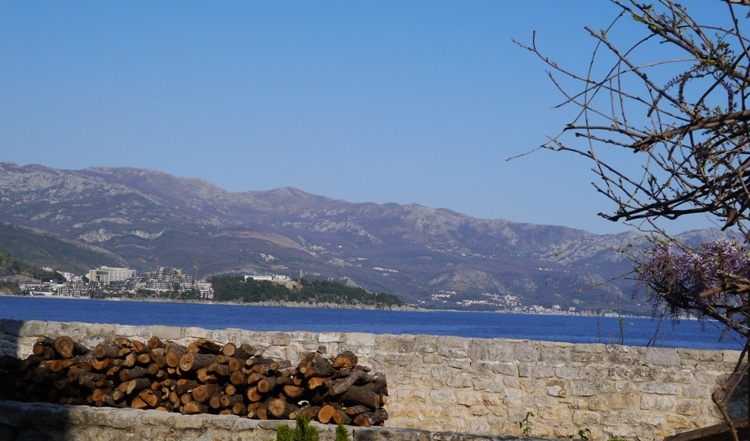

[87,266,137,285]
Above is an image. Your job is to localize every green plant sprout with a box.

[517,411,534,436]
[335,422,350,441]
[275,415,319,441]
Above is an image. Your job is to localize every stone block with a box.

[491,362,517,376]
[172,412,206,430]
[666,414,696,432]
[568,382,597,397]
[568,381,613,397]
[503,376,520,388]
[573,410,601,426]
[208,329,228,343]
[181,326,211,339]
[624,365,657,382]
[428,388,456,405]
[641,382,681,395]
[572,342,604,357]
[469,340,514,361]
[267,332,291,346]
[545,379,567,398]
[606,345,644,365]
[473,375,503,392]
[676,400,701,416]
[263,346,286,360]
[313,331,340,343]
[540,344,572,363]
[555,366,585,380]
[503,388,525,407]
[663,369,695,384]
[645,347,680,366]
[435,336,470,359]
[519,377,546,391]
[283,345,300,363]
[386,335,420,353]
[641,394,676,411]
[411,334,438,354]
[529,365,556,379]
[101,408,142,429]
[471,361,495,375]
[148,324,181,341]
[514,342,540,362]
[677,348,723,362]
[560,365,609,382]
[395,385,426,401]
[386,353,417,367]
[447,358,471,370]
[456,389,483,407]
[21,320,53,337]
[608,392,639,410]
[682,384,711,398]
[345,332,377,348]
[223,327,247,343]
[138,409,177,427]
[418,352,443,365]
[613,380,636,391]
[446,373,474,388]
[722,350,742,364]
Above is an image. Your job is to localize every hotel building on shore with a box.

[87,266,137,285]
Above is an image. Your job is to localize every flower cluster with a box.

[635,239,750,338]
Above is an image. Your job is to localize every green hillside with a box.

[211,276,405,308]
[0,223,124,274]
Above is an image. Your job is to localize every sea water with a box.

[0,296,744,350]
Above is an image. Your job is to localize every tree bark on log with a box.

[179,352,216,372]
[340,386,380,409]
[353,408,388,427]
[53,336,89,360]
[328,368,367,396]
[332,351,358,371]
[267,397,298,419]
[190,383,221,404]
[187,338,223,355]
[164,342,187,368]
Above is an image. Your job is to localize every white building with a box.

[88,266,136,285]
[244,274,290,282]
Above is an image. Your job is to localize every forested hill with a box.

[0,253,66,294]
[210,276,405,309]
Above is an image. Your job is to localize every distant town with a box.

[16,265,293,302]
[425,289,628,316]
[7,263,632,316]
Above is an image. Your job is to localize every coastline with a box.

[0,293,426,312]
[0,292,691,320]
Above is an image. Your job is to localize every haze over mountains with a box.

[0,162,725,314]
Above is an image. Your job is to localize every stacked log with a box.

[0,335,388,426]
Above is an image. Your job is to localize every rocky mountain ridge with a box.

[0,162,723,313]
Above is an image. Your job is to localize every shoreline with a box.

[0,293,425,312]
[0,292,685,320]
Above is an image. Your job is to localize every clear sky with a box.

[0,1,734,235]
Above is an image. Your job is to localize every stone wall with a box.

[0,400,554,441]
[0,319,746,441]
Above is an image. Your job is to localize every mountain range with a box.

[0,162,726,313]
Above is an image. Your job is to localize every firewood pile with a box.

[0,335,388,426]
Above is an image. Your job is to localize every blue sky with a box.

[0,1,734,234]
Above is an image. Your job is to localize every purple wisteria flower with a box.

[636,239,750,339]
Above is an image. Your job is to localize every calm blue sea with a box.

[0,296,744,350]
